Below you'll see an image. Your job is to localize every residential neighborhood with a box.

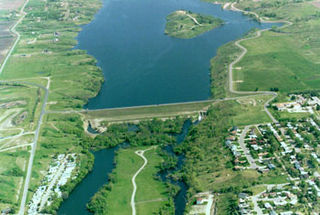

[223,94,320,214]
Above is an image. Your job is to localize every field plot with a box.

[0,0,24,10]
[0,0,24,66]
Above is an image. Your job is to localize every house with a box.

[196,198,204,205]
[226,136,236,141]
[268,163,276,170]
[238,193,248,199]
[280,212,293,215]
[264,202,272,209]
[270,211,278,215]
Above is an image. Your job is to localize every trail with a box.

[186,14,202,26]
[131,147,154,215]
[0,0,30,75]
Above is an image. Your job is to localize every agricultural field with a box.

[165,10,223,39]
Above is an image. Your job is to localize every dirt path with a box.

[186,14,202,26]
[131,147,154,215]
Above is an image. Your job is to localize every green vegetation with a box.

[88,147,172,215]
[230,1,320,94]
[165,10,223,39]
[173,101,288,214]
[210,42,241,99]
[2,0,103,110]
[29,113,95,213]
[0,150,29,212]
[229,95,272,126]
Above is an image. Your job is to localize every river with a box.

[58,149,117,215]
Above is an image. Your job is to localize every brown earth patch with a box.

[0,0,24,10]
[312,0,320,8]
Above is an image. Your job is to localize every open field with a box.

[230,1,320,93]
[0,149,29,213]
[165,10,223,39]
[135,148,169,215]
[88,147,170,215]
[229,95,272,126]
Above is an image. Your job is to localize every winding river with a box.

[58,0,280,214]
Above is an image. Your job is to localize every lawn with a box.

[229,95,273,126]
[135,148,169,215]
[89,147,170,215]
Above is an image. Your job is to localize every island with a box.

[165,10,223,39]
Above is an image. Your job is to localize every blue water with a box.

[78,0,278,109]
[58,149,116,215]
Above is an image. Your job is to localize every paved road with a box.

[239,126,257,169]
[13,80,49,215]
[131,147,154,215]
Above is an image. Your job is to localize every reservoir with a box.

[79,0,278,109]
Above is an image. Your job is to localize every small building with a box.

[196,198,204,205]
[238,193,248,199]
[268,163,276,170]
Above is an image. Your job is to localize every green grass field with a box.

[232,1,320,94]
[229,95,272,126]
[88,147,170,215]
[0,149,29,212]
[165,10,223,39]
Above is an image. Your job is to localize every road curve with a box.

[228,2,293,123]
[131,147,154,215]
